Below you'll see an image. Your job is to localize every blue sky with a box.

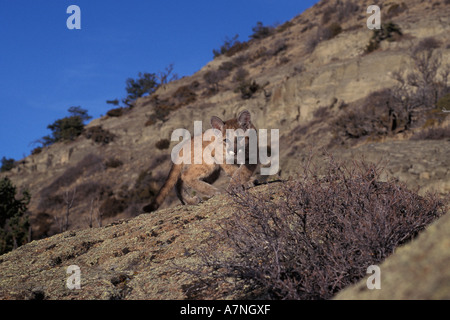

[0,0,318,161]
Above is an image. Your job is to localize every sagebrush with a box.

[190,156,446,299]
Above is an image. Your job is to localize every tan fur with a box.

[143,110,257,213]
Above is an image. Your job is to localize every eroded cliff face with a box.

[0,1,449,299]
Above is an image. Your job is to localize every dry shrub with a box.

[106,107,125,117]
[415,37,441,52]
[155,139,170,150]
[203,70,229,95]
[99,197,127,218]
[193,156,446,300]
[31,212,54,239]
[322,1,359,25]
[437,93,450,111]
[386,2,408,19]
[39,154,103,210]
[114,168,161,216]
[212,35,248,58]
[144,94,184,123]
[327,22,342,39]
[225,41,249,57]
[73,182,112,205]
[312,105,330,119]
[236,80,260,99]
[304,23,341,54]
[145,118,156,127]
[31,147,42,155]
[391,40,449,115]
[105,158,123,169]
[232,68,249,83]
[333,89,408,142]
[250,22,275,40]
[250,46,268,61]
[276,21,294,33]
[365,22,403,54]
[173,85,197,106]
[84,126,116,145]
[152,103,179,122]
[266,39,288,56]
[410,125,450,140]
[218,61,236,73]
[232,54,249,68]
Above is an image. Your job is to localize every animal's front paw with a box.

[187,195,201,205]
[226,182,242,193]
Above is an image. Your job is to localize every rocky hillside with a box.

[1,0,449,300]
[0,183,448,300]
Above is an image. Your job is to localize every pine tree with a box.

[0,177,30,254]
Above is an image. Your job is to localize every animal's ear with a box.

[211,116,224,132]
[237,110,251,130]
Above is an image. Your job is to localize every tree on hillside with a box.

[1,157,16,173]
[42,106,92,145]
[107,65,178,108]
[0,177,30,254]
[249,21,274,40]
[125,72,159,102]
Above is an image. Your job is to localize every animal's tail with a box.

[142,163,183,213]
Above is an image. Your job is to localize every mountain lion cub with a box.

[142,110,257,212]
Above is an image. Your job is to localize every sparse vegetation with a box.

[236,80,261,99]
[336,37,449,145]
[391,38,450,115]
[173,85,197,106]
[232,68,249,83]
[213,35,249,58]
[365,22,403,53]
[321,0,359,25]
[106,107,125,117]
[386,2,408,19]
[267,39,288,56]
[31,147,42,156]
[327,22,342,39]
[410,125,450,140]
[144,82,198,124]
[99,196,127,218]
[116,168,160,216]
[276,21,294,33]
[155,139,171,150]
[105,158,123,169]
[84,126,116,145]
[155,64,179,88]
[333,89,408,142]
[38,154,103,211]
[250,21,275,40]
[203,70,228,95]
[304,22,342,54]
[437,93,450,111]
[191,156,446,299]
[218,61,237,73]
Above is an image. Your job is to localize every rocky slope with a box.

[335,210,450,300]
[0,181,448,300]
[1,0,449,300]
